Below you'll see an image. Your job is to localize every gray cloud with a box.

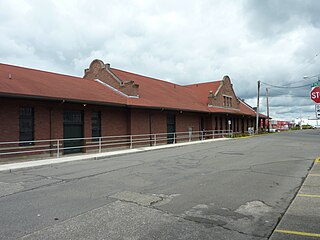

[0,0,319,121]
[245,0,320,37]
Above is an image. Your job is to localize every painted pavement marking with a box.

[297,193,320,198]
[275,229,320,238]
[309,173,320,177]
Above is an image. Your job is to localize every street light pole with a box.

[256,80,261,134]
[266,87,270,132]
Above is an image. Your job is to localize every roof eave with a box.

[0,92,127,107]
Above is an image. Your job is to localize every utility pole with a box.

[255,80,261,134]
[266,87,270,132]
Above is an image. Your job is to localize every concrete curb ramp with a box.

[0,138,230,173]
[270,157,320,240]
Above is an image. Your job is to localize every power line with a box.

[267,87,309,96]
[261,81,311,89]
[293,51,320,77]
[279,76,317,86]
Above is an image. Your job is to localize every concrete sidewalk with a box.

[270,157,320,240]
[0,138,230,173]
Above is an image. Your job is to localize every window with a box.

[167,114,176,144]
[92,111,101,140]
[64,110,83,124]
[223,96,232,107]
[19,107,34,145]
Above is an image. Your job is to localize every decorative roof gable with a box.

[84,59,139,97]
[208,76,240,109]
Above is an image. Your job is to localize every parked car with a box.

[269,129,279,132]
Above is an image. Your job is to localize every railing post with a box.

[212,130,215,139]
[173,133,176,144]
[130,135,133,149]
[189,132,191,142]
[99,137,102,153]
[201,131,204,141]
[153,134,157,146]
[57,140,60,158]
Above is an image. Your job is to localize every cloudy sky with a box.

[1,0,320,121]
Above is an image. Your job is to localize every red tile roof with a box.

[240,99,267,118]
[0,64,127,105]
[185,81,222,104]
[111,68,208,112]
[0,63,264,118]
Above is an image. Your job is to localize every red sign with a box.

[310,86,320,104]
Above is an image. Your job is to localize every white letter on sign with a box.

[312,92,320,99]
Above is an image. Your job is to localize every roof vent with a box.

[8,74,12,79]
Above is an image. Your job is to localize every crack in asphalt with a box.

[0,180,66,199]
[153,204,266,239]
[17,200,113,240]
[182,215,266,239]
[18,173,65,181]
[55,161,146,181]
[109,196,266,239]
[0,161,146,199]
[2,156,309,200]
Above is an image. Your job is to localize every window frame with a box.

[19,107,34,146]
[223,95,232,107]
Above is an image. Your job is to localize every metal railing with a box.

[0,130,234,159]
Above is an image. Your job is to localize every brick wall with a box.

[34,105,51,140]
[129,109,150,135]
[176,112,200,132]
[101,107,128,136]
[0,97,258,144]
[51,108,63,139]
[0,98,19,142]
[150,110,166,134]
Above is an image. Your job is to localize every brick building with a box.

[0,59,265,155]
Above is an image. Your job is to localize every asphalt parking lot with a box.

[0,130,319,239]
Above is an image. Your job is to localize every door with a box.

[200,117,205,131]
[167,114,176,144]
[63,110,84,154]
[242,118,245,133]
